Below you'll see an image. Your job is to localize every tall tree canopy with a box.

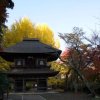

[59,27,98,96]
[0,0,14,42]
[0,1,14,98]
[3,17,60,48]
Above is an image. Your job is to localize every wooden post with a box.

[22,79,26,92]
[37,78,47,91]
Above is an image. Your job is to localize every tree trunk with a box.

[71,65,96,96]
[64,69,71,91]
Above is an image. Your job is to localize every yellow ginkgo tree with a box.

[3,17,36,47]
[3,17,60,48]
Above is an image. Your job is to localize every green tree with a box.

[0,72,9,100]
[0,0,14,44]
[0,1,14,99]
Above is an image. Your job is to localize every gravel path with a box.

[41,92,94,100]
[4,92,99,100]
[4,94,46,100]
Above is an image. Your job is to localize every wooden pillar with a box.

[14,79,23,92]
[22,79,26,92]
[37,78,47,91]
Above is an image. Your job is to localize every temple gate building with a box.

[0,38,61,92]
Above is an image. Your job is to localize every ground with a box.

[4,92,100,100]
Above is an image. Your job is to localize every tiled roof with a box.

[3,39,61,54]
[0,38,61,61]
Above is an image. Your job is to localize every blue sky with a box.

[7,0,100,50]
